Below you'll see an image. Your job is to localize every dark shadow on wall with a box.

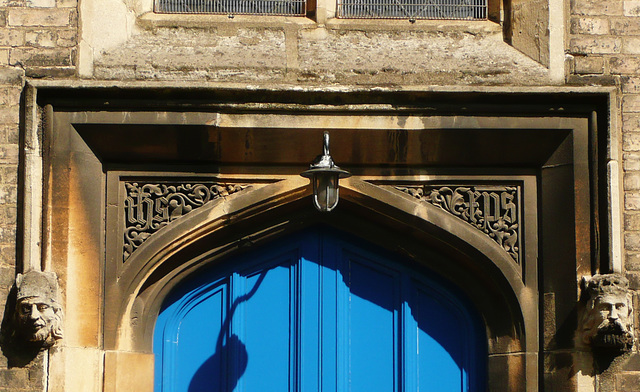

[0,285,42,367]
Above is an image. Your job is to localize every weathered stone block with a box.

[570,17,610,35]
[624,37,640,55]
[0,184,18,205]
[627,252,640,270]
[624,1,640,16]
[0,206,17,226]
[625,191,640,209]
[624,133,640,152]
[0,50,8,66]
[0,244,16,265]
[25,66,75,78]
[0,265,14,288]
[624,94,640,112]
[56,28,76,47]
[0,29,25,47]
[571,0,623,16]
[4,123,23,144]
[104,351,154,392]
[0,351,8,368]
[48,347,104,392]
[624,113,640,131]
[27,0,55,7]
[56,0,77,6]
[625,212,640,229]
[7,8,70,27]
[617,371,640,391]
[620,353,640,370]
[9,47,72,67]
[0,144,19,164]
[574,56,604,74]
[0,87,21,108]
[0,165,18,184]
[625,172,640,190]
[0,67,23,85]
[93,66,136,80]
[624,152,640,171]
[570,37,622,54]
[0,107,18,125]
[25,30,56,48]
[612,18,640,34]
[0,368,29,389]
[3,0,27,5]
[624,77,640,94]
[0,225,17,244]
[626,231,640,250]
[626,272,640,291]
[611,57,640,74]
[28,362,46,390]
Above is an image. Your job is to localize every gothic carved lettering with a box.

[395,185,521,263]
[123,182,250,262]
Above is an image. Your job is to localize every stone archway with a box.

[106,177,534,391]
[36,86,613,391]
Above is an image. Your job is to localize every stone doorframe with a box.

[20,82,619,391]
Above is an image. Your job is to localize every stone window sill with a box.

[137,12,501,35]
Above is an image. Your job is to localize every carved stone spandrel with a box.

[395,184,521,263]
[579,274,634,357]
[123,182,251,261]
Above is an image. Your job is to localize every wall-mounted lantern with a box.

[301,132,351,212]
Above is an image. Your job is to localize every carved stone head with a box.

[13,271,63,348]
[581,274,633,354]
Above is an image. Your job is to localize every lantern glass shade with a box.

[312,171,340,212]
[301,132,351,212]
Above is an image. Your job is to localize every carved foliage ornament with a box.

[12,271,63,349]
[124,182,250,261]
[396,185,521,263]
[580,274,634,355]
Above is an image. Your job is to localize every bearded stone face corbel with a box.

[580,274,634,355]
[12,271,63,349]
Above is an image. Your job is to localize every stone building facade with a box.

[1,0,640,391]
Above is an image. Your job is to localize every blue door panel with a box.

[234,262,294,392]
[299,255,321,392]
[154,281,228,392]
[415,288,464,391]
[344,258,399,392]
[154,229,486,392]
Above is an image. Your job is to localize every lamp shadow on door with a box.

[188,269,268,392]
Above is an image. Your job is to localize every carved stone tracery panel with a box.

[123,182,251,262]
[395,185,522,263]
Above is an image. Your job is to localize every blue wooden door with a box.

[154,228,485,392]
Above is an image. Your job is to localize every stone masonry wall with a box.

[0,0,76,391]
[2,0,640,391]
[569,0,640,390]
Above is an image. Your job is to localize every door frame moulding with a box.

[24,82,619,392]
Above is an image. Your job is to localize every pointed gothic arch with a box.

[104,177,534,391]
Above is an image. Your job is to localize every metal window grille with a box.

[337,0,487,20]
[156,0,307,16]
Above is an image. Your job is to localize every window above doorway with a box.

[155,0,308,16]
[154,0,488,20]
[337,0,487,20]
